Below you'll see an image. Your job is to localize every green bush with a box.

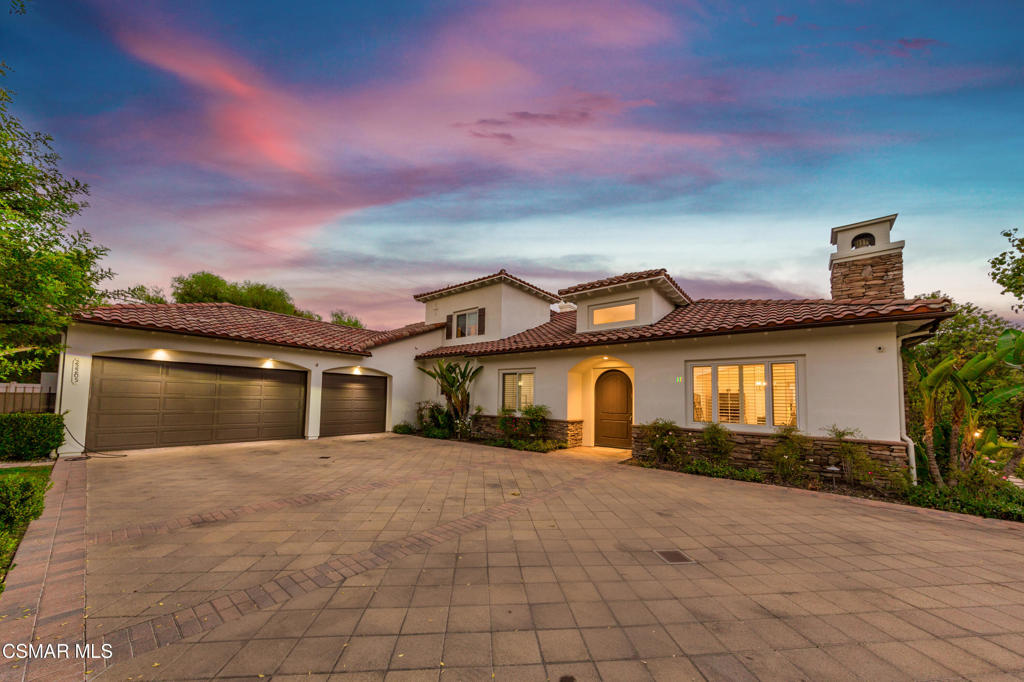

[766,425,810,485]
[497,408,522,440]
[0,413,65,461]
[683,459,765,483]
[906,482,1024,522]
[415,401,452,438]
[422,425,450,439]
[392,421,415,435]
[520,404,550,439]
[0,474,51,528]
[700,423,735,464]
[637,419,688,469]
[482,437,566,453]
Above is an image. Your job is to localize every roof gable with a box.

[558,268,692,305]
[412,269,560,304]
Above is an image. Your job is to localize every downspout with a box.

[897,328,934,485]
[54,330,67,457]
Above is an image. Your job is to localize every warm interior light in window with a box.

[603,356,609,360]
[592,303,636,326]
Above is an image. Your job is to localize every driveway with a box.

[6,435,1024,680]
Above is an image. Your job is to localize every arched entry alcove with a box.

[566,355,635,448]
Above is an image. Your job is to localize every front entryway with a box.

[594,369,633,448]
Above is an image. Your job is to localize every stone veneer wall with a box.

[631,425,909,483]
[830,252,905,299]
[473,414,583,447]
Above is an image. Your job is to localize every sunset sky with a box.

[3,0,1022,327]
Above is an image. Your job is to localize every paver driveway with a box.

[9,434,1024,681]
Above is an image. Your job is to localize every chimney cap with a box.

[830,213,898,245]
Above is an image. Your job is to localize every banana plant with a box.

[991,328,1024,476]
[904,350,957,488]
[418,358,483,438]
[948,343,1018,469]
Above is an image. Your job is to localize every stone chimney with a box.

[829,214,905,299]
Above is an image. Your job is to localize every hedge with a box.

[0,413,65,461]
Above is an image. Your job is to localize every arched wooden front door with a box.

[594,369,633,448]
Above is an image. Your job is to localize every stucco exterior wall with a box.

[464,322,903,446]
[574,286,676,333]
[424,282,552,347]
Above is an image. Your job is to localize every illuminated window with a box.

[502,371,534,411]
[591,301,637,326]
[456,309,479,337]
[688,360,798,429]
[692,366,712,422]
[771,362,798,426]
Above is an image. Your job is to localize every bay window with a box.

[690,359,799,429]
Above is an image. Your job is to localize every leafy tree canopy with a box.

[330,310,364,328]
[169,271,320,320]
[989,228,1024,313]
[0,68,110,380]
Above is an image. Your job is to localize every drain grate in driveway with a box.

[654,549,695,565]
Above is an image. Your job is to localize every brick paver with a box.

[3,434,1024,680]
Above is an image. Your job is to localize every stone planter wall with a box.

[473,414,583,447]
[632,424,909,485]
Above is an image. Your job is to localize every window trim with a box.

[588,297,639,329]
[685,357,805,433]
[500,369,535,412]
[455,307,480,338]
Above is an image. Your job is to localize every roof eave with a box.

[73,319,373,357]
[415,308,954,360]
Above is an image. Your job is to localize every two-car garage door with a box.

[85,357,389,451]
[86,357,306,451]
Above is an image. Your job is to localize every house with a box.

[55,215,952,478]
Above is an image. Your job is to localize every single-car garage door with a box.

[319,373,387,437]
[86,357,306,451]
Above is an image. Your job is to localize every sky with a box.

[2,0,1022,328]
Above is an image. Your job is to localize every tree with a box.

[170,271,320,319]
[117,284,167,304]
[330,310,364,328]
[989,228,1024,312]
[904,352,956,488]
[418,359,483,439]
[0,68,111,380]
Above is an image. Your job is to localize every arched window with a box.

[851,232,875,248]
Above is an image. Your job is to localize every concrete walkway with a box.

[3,434,1024,680]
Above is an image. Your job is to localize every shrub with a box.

[0,413,65,461]
[497,408,523,440]
[415,401,452,438]
[766,425,811,485]
[512,438,566,453]
[700,423,734,464]
[520,404,550,439]
[683,459,765,483]
[392,421,415,435]
[637,419,688,469]
[825,424,879,486]
[906,482,1024,522]
[0,473,51,528]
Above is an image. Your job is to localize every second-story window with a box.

[456,309,479,337]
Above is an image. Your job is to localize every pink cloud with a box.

[493,1,675,47]
[775,15,798,25]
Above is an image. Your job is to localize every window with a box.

[590,300,637,326]
[691,360,798,428]
[456,309,479,337]
[502,371,534,411]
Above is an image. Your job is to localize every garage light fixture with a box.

[152,349,170,360]
[353,366,362,374]
[261,359,275,368]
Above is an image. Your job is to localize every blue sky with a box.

[2,0,1022,326]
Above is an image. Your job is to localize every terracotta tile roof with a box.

[558,268,693,304]
[75,303,380,355]
[416,297,952,359]
[412,269,561,303]
[362,321,446,349]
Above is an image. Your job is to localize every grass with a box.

[0,465,53,594]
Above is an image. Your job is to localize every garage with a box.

[319,373,387,437]
[86,357,307,451]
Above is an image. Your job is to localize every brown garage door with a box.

[319,373,387,437]
[86,357,306,451]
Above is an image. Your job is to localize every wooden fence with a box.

[0,386,57,414]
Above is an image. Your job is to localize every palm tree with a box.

[418,359,483,438]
